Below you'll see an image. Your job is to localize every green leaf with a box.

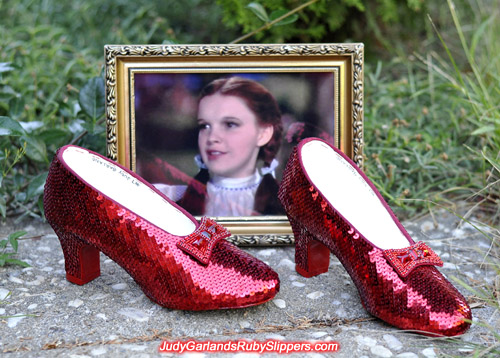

[8,96,25,119]
[471,125,495,136]
[81,120,96,134]
[0,62,14,73]
[8,230,27,241]
[21,135,47,163]
[9,237,18,253]
[0,239,8,249]
[247,2,269,23]
[25,172,48,201]
[15,192,26,203]
[0,290,10,301]
[5,258,30,268]
[39,128,71,149]
[0,85,18,102]
[18,120,43,133]
[270,10,299,26]
[0,116,26,136]
[470,16,493,59]
[79,77,105,121]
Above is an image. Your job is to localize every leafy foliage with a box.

[0,0,239,55]
[217,0,428,46]
[0,0,497,224]
[0,0,497,222]
[0,53,105,218]
[364,0,500,220]
[246,2,299,26]
[0,230,29,267]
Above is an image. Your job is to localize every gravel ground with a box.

[0,209,498,357]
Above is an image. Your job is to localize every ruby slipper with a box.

[43,145,279,310]
[278,137,471,336]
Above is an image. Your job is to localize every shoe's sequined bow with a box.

[177,217,231,265]
[383,241,443,278]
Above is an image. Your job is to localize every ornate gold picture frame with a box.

[105,43,364,246]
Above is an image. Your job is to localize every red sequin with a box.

[383,241,443,278]
[278,138,471,336]
[43,145,279,310]
[177,217,230,265]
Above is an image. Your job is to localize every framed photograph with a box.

[105,43,364,246]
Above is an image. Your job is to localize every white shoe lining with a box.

[62,147,196,236]
[301,141,408,250]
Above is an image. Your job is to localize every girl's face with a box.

[197,94,273,178]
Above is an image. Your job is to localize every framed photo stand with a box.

[105,43,364,246]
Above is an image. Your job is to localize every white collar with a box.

[195,154,279,178]
[210,170,262,190]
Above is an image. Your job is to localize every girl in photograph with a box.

[155,76,284,216]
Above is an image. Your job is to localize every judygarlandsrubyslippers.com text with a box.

[158,339,340,354]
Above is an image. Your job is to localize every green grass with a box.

[364,0,499,222]
[1,0,496,221]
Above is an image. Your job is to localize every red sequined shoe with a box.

[278,138,471,336]
[43,145,279,310]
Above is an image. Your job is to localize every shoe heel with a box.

[289,216,330,278]
[54,228,100,285]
